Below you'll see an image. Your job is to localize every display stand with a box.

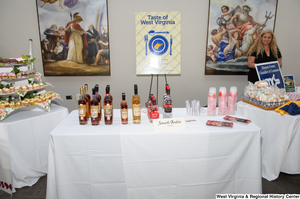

[0,63,62,121]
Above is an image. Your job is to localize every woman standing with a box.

[247,30,282,83]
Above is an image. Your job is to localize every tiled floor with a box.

[1,173,299,198]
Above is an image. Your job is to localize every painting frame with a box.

[205,0,278,75]
[36,0,110,76]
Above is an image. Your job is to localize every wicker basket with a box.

[242,94,289,110]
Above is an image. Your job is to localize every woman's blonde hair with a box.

[247,30,279,59]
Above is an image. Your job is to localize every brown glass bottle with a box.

[132,84,141,124]
[120,93,128,124]
[95,84,102,122]
[90,88,99,125]
[104,85,113,125]
[82,86,89,118]
[78,88,87,125]
[84,84,91,118]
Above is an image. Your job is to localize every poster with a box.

[284,75,296,93]
[205,0,278,75]
[255,61,284,89]
[135,12,181,75]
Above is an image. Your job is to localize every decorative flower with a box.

[42,102,47,106]
[0,109,5,116]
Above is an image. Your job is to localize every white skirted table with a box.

[237,101,300,181]
[46,108,262,199]
[0,104,69,194]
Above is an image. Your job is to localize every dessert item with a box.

[3,88,10,93]
[27,84,33,90]
[15,101,20,107]
[9,86,15,92]
[33,83,39,89]
[9,73,16,79]
[39,83,44,88]
[0,89,2,94]
[14,86,20,92]
[9,101,15,108]
[17,73,22,78]
[22,85,27,91]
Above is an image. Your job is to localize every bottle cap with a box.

[122,93,126,100]
[134,84,138,94]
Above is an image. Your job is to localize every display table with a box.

[237,101,300,181]
[0,104,68,194]
[46,108,262,199]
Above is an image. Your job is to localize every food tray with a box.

[242,94,289,110]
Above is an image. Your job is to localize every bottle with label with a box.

[104,85,113,125]
[132,84,141,124]
[84,84,91,118]
[95,84,102,121]
[90,88,99,125]
[82,86,89,119]
[163,85,172,118]
[120,93,128,124]
[146,94,154,119]
[78,88,87,125]
[150,98,159,123]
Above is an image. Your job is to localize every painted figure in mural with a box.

[227,5,266,41]
[92,27,110,65]
[58,36,68,60]
[217,5,235,30]
[53,41,63,60]
[64,13,91,64]
[40,0,64,9]
[211,25,227,47]
[207,45,217,62]
[86,25,100,63]
[44,24,58,50]
[64,0,79,8]
[223,29,242,58]
[41,38,53,64]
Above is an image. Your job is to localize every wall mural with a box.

[36,0,110,76]
[205,0,278,75]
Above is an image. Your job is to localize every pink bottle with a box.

[218,87,227,115]
[207,87,217,116]
[228,86,237,115]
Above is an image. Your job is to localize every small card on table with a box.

[152,117,186,132]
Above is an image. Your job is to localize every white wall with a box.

[1,0,299,112]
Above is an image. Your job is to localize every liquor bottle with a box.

[90,88,100,125]
[82,86,89,119]
[163,85,172,118]
[104,85,113,125]
[132,84,141,124]
[78,88,87,125]
[150,98,159,123]
[95,84,102,121]
[84,84,91,118]
[120,93,128,124]
[146,94,154,119]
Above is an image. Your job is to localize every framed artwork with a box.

[36,0,110,76]
[205,0,278,75]
[284,75,296,93]
[135,12,181,75]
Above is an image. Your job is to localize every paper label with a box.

[152,117,185,132]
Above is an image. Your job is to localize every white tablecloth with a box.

[46,108,262,199]
[0,104,68,194]
[237,101,300,181]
